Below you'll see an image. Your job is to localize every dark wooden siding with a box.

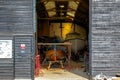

[14,36,34,79]
[0,58,14,80]
[0,0,35,80]
[0,0,34,34]
[91,0,120,76]
[0,36,13,80]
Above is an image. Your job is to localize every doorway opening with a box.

[35,0,89,80]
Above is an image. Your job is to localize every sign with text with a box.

[0,40,12,58]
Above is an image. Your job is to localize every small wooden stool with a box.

[47,60,64,69]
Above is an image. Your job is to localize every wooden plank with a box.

[0,0,34,35]
[91,0,120,76]
[14,36,34,79]
[38,43,72,46]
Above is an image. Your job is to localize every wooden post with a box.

[68,44,71,69]
[59,22,64,38]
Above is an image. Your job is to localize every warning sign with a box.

[20,44,26,49]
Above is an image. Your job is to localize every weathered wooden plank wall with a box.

[0,0,35,80]
[0,0,34,34]
[0,36,13,80]
[91,0,120,76]
[14,36,34,79]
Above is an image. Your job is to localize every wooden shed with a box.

[0,0,120,80]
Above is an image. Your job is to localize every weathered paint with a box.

[0,0,35,80]
[90,0,120,76]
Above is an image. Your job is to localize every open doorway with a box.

[35,0,89,80]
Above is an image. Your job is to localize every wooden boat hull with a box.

[46,49,65,61]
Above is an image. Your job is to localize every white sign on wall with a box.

[0,40,12,58]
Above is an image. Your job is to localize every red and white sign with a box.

[20,44,26,49]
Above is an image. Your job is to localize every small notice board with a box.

[0,40,12,58]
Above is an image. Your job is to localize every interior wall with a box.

[50,23,87,40]
[37,20,50,38]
